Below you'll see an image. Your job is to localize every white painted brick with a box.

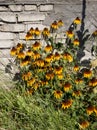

[0,40,14,48]
[0,32,15,40]
[0,13,16,22]
[27,23,49,30]
[9,5,22,12]
[0,6,9,11]
[0,49,10,58]
[24,5,37,11]
[39,4,54,11]
[19,33,26,40]
[0,24,25,32]
[18,13,45,22]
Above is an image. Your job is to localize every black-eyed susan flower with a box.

[54,90,63,99]
[79,120,89,129]
[54,52,61,60]
[83,69,92,78]
[27,78,36,86]
[92,30,97,37]
[16,43,23,51]
[45,54,53,63]
[10,47,17,56]
[63,82,72,92]
[66,30,74,39]
[73,17,81,24]
[75,78,83,84]
[73,65,79,72]
[32,41,41,50]
[22,71,32,81]
[94,107,97,116]
[29,27,35,35]
[44,44,52,52]
[33,51,41,60]
[35,59,44,67]
[46,72,54,80]
[63,52,73,62]
[51,21,58,30]
[20,60,29,67]
[42,27,50,37]
[34,27,41,36]
[89,78,97,87]
[25,32,33,40]
[17,51,25,59]
[72,90,81,97]
[86,106,94,115]
[57,20,64,27]
[57,73,63,80]
[73,39,80,46]
[62,99,73,109]
[26,89,34,95]
[33,82,39,90]
[26,49,34,57]
[54,66,63,75]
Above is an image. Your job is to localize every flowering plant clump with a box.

[10,17,97,129]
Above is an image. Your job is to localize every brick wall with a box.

[0,0,97,68]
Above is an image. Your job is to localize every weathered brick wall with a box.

[0,0,97,68]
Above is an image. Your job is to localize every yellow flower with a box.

[42,28,50,37]
[57,20,64,27]
[10,47,17,56]
[92,30,97,37]
[57,73,63,80]
[54,52,61,60]
[33,82,39,90]
[63,52,73,62]
[25,32,33,40]
[89,78,97,87]
[35,59,44,67]
[45,54,53,63]
[62,99,73,109]
[46,72,54,80]
[75,78,83,84]
[73,17,81,24]
[16,43,23,51]
[22,72,32,81]
[51,21,58,30]
[44,44,52,52]
[79,121,89,129]
[73,65,79,72]
[86,106,94,115]
[54,90,63,99]
[66,30,74,39]
[20,60,29,67]
[83,69,92,78]
[33,51,41,60]
[26,89,34,95]
[17,52,25,59]
[54,66,63,75]
[32,41,41,50]
[29,27,35,35]
[26,49,34,57]
[72,90,81,97]
[73,39,80,46]
[63,82,72,92]
[94,107,97,116]
[34,27,41,36]
[27,78,36,86]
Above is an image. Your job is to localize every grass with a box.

[0,85,78,130]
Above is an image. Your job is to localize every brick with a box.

[24,5,37,11]
[0,49,10,58]
[0,6,9,11]
[0,40,14,48]
[0,32,15,40]
[18,13,45,22]
[0,24,25,32]
[9,5,22,12]
[39,4,54,11]
[0,13,16,22]
[27,23,49,30]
